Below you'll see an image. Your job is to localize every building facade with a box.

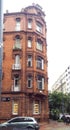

[0,4,49,122]
[52,65,70,93]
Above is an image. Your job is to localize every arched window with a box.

[13,35,21,49]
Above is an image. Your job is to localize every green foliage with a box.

[48,91,70,120]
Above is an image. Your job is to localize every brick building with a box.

[0,4,49,122]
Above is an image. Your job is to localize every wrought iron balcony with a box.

[13,44,21,50]
[11,85,20,92]
[12,64,21,70]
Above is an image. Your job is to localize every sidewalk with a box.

[39,120,70,130]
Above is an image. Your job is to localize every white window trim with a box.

[28,19,32,29]
[37,77,44,90]
[15,18,20,31]
[37,57,44,70]
[36,41,42,51]
[33,100,41,114]
[27,56,32,67]
[15,55,20,65]
[13,76,20,91]
[27,76,32,88]
[12,101,18,115]
[28,39,32,48]
[36,22,42,33]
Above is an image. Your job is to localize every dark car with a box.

[0,116,40,130]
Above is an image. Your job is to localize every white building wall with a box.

[52,65,70,93]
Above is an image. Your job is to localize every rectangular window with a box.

[13,36,21,49]
[13,55,21,70]
[27,76,32,88]
[37,40,42,51]
[37,57,44,70]
[15,55,20,65]
[15,18,20,31]
[37,76,44,90]
[28,19,32,29]
[13,75,20,91]
[36,22,42,33]
[27,55,32,67]
[33,100,41,114]
[28,39,32,48]
[12,101,18,115]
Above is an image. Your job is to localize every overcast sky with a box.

[3,0,70,90]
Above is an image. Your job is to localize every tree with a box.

[48,91,68,120]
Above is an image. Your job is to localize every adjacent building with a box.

[52,65,70,93]
[0,4,49,122]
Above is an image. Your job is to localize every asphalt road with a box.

[39,120,70,130]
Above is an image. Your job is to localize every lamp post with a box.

[0,0,3,102]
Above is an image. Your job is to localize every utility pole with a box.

[0,0,3,102]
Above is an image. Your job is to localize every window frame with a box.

[15,18,20,31]
[36,39,43,51]
[33,100,41,114]
[27,55,32,67]
[36,22,42,33]
[28,19,32,29]
[27,39,32,48]
[27,76,32,88]
[37,57,44,70]
[15,55,20,65]
[12,101,19,115]
[37,76,44,90]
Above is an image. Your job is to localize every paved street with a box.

[39,120,70,130]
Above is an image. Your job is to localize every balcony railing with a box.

[13,44,21,50]
[12,64,21,70]
[11,85,20,92]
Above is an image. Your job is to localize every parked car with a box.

[59,113,70,123]
[0,116,40,130]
